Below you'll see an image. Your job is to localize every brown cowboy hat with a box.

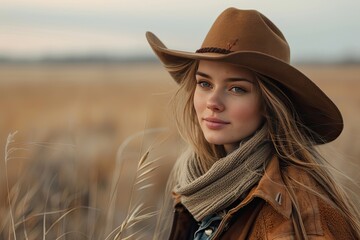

[146,7,343,144]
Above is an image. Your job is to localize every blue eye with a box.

[230,86,246,93]
[197,81,212,88]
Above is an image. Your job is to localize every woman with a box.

[146,8,360,239]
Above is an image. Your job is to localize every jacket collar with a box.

[230,156,292,219]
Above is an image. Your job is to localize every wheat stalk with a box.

[105,128,165,235]
[4,131,19,240]
[105,203,157,240]
[105,137,163,240]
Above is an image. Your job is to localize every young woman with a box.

[146,8,360,239]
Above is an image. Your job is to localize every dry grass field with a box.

[0,62,359,239]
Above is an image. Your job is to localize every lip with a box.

[203,117,230,130]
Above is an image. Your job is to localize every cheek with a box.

[193,90,205,115]
[230,99,262,123]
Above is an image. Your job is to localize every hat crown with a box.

[200,8,290,63]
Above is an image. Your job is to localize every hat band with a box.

[196,47,233,54]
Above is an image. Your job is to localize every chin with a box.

[204,136,228,146]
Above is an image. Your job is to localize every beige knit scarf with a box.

[174,125,272,221]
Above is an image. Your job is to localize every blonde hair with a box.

[168,60,360,239]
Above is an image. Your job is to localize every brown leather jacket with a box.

[168,157,355,239]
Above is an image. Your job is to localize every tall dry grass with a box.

[1,128,178,239]
[0,63,359,239]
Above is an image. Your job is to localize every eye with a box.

[197,81,212,89]
[230,86,247,94]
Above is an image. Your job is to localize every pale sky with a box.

[1,0,359,62]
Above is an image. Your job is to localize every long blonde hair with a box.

[168,60,360,239]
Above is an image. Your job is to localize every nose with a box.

[206,91,225,112]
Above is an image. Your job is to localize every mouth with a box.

[203,117,230,129]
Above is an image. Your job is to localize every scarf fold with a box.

[174,125,272,221]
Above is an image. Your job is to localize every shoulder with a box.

[253,164,355,239]
[289,166,355,239]
[237,156,355,239]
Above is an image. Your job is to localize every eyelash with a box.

[230,86,247,94]
[197,81,212,88]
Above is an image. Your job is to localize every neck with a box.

[224,143,239,155]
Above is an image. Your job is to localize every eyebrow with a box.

[196,71,254,83]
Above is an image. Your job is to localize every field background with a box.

[0,62,359,239]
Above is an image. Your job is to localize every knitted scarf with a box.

[174,125,272,221]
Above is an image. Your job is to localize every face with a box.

[193,60,263,154]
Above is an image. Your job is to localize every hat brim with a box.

[146,32,343,144]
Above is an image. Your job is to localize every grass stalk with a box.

[4,131,19,240]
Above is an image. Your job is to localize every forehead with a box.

[197,60,255,80]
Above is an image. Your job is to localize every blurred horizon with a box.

[1,0,360,64]
[1,54,360,65]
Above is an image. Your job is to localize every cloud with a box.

[1,0,359,61]
[0,25,147,57]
